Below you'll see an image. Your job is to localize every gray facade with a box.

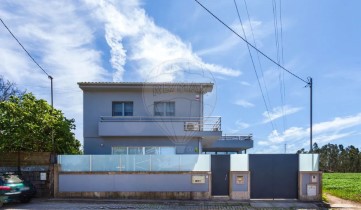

[59,173,209,192]
[79,82,221,154]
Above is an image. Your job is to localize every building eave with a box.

[78,82,214,93]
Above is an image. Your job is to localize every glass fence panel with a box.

[299,154,319,171]
[59,155,90,172]
[134,155,151,171]
[179,155,198,171]
[151,155,180,171]
[230,154,249,171]
[91,155,120,171]
[59,155,211,172]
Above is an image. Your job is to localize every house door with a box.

[211,155,230,196]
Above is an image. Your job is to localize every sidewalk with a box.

[46,198,324,209]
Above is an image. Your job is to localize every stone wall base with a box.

[57,191,210,200]
[230,191,249,200]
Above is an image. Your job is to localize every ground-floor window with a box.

[202,151,238,154]
[112,146,176,155]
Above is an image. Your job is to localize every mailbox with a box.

[192,175,205,184]
[311,174,318,183]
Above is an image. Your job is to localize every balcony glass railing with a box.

[100,116,221,131]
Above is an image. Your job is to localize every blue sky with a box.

[1,0,361,153]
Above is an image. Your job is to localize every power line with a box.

[271,0,287,134]
[0,18,51,78]
[194,0,309,85]
[278,0,287,132]
[243,0,274,119]
[233,0,276,131]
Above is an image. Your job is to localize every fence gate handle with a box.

[225,173,228,181]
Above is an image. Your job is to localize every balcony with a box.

[98,116,222,141]
[202,135,254,152]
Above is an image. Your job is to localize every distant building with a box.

[78,82,253,154]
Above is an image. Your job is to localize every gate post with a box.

[298,171,322,201]
[230,171,250,200]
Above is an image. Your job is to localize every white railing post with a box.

[119,155,122,172]
[89,155,92,172]
[149,155,152,171]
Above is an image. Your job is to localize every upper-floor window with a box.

[154,101,175,116]
[112,102,133,116]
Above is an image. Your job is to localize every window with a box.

[160,147,176,155]
[145,147,160,155]
[111,146,175,155]
[112,102,133,116]
[128,147,143,155]
[154,102,175,116]
[112,147,127,154]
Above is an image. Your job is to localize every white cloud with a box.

[262,105,302,123]
[240,81,251,86]
[86,0,241,82]
[197,19,270,57]
[0,1,109,145]
[236,120,250,129]
[234,99,254,108]
[312,113,361,133]
[257,113,361,152]
[224,120,250,135]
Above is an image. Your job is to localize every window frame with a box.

[154,101,175,116]
[112,101,133,116]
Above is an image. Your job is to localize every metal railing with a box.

[220,135,252,141]
[100,116,221,131]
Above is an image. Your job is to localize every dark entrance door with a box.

[249,154,298,199]
[211,155,230,196]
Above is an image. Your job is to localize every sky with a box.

[1,0,361,153]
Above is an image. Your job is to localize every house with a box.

[78,82,253,154]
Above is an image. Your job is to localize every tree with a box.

[296,143,361,172]
[0,76,25,101]
[0,93,81,154]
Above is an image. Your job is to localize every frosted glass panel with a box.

[230,154,248,171]
[192,155,211,171]
[151,155,180,171]
[58,154,211,172]
[299,154,319,171]
[91,155,120,171]
[59,155,90,172]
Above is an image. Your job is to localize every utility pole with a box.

[308,77,313,153]
[49,75,55,163]
[284,143,287,153]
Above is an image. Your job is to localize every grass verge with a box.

[323,173,361,203]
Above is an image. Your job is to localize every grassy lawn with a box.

[323,173,361,203]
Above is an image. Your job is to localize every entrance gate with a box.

[211,155,230,196]
[249,154,299,199]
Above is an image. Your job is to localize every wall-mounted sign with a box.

[192,175,205,184]
[40,172,47,181]
[307,184,317,196]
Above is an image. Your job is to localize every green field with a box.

[323,173,361,203]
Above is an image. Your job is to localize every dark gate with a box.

[249,154,298,199]
[211,155,230,196]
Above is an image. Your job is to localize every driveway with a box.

[1,198,325,210]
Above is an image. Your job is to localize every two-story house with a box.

[78,82,253,154]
